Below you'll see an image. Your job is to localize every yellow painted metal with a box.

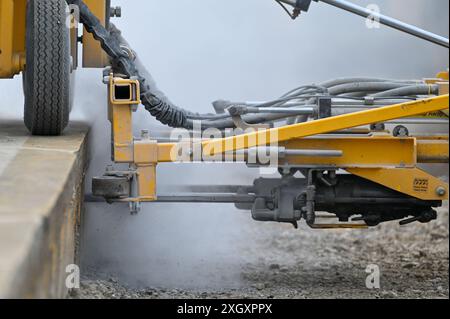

[109,76,141,105]
[107,74,448,204]
[108,76,158,201]
[348,167,449,201]
[439,82,449,95]
[108,76,140,163]
[109,103,133,162]
[436,70,449,81]
[423,74,448,116]
[0,0,26,78]
[424,71,449,84]
[155,136,448,166]
[417,140,449,163]
[136,165,157,201]
[308,223,368,229]
[201,95,449,157]
[156,143,177,163]
[70,21,79,70]
[438,82,449,116]
[134,140,158,164]
[280,136,417,168]
[82,0,109,68]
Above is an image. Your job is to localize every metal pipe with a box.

[246,106,315,115]
[85,193,257,204]
[154,194,256,203]
[278,0,449,48]
[387,119,449,125]
[234,147,343,158]
[320,0,449,48]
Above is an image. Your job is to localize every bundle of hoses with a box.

[67,0,440,130]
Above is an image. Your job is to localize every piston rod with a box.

[85,193,258,203]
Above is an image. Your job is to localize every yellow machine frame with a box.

[0,0,107,79]
[81,0,109,68]
[0,0,26,78]
[106,73,449,204]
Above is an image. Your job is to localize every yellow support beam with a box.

[280,137,417,168]
[109,103,133,162]
[417,140,449,163]
[0,0,26,78]
[201,95,449,156]
[348,167,449,201]
[82,0,109,68]
[156,137,448,166]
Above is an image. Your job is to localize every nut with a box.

[436,187,447,197]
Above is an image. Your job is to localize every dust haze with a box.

[0,0,448,290]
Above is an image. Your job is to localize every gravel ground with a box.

[72,203,449,299]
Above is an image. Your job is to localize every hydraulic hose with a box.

[69,0,439,130]
[370,84,439,98]
[327,82,410,95]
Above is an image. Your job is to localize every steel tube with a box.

[234,147,343,158]
[278,0,449,48]
[247,107,315,114]
[85,193,257,204]
[387,119,449,125]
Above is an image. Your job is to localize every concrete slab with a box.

[0,120,89,298]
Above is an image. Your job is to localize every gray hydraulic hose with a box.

[370,84,439,98]
[109,24,173,106]
[320,77,422,88]
[109,24,296,129]
[328,82,409,95]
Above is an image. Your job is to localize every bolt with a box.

[370,123,385,131]
[110,6,122,18]
[129,202,141,215]
[102,76,111,84]
[364,96,375,105]
[436,187,447,197]
[141,129,150,139]
[393,125,409,137]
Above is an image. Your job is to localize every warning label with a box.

[413,178,429,193]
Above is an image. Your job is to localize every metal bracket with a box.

[227,105,271,130]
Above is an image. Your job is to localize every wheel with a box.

[23,0,71,136]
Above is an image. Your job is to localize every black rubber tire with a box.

[24,0,71,136]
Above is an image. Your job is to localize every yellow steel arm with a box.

[82,0,109,68]
[201,95,449,156]
[106,76,449,202]
[348,167,448,201]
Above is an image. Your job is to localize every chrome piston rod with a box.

[85,193,257,203]
[278,0,449,48]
